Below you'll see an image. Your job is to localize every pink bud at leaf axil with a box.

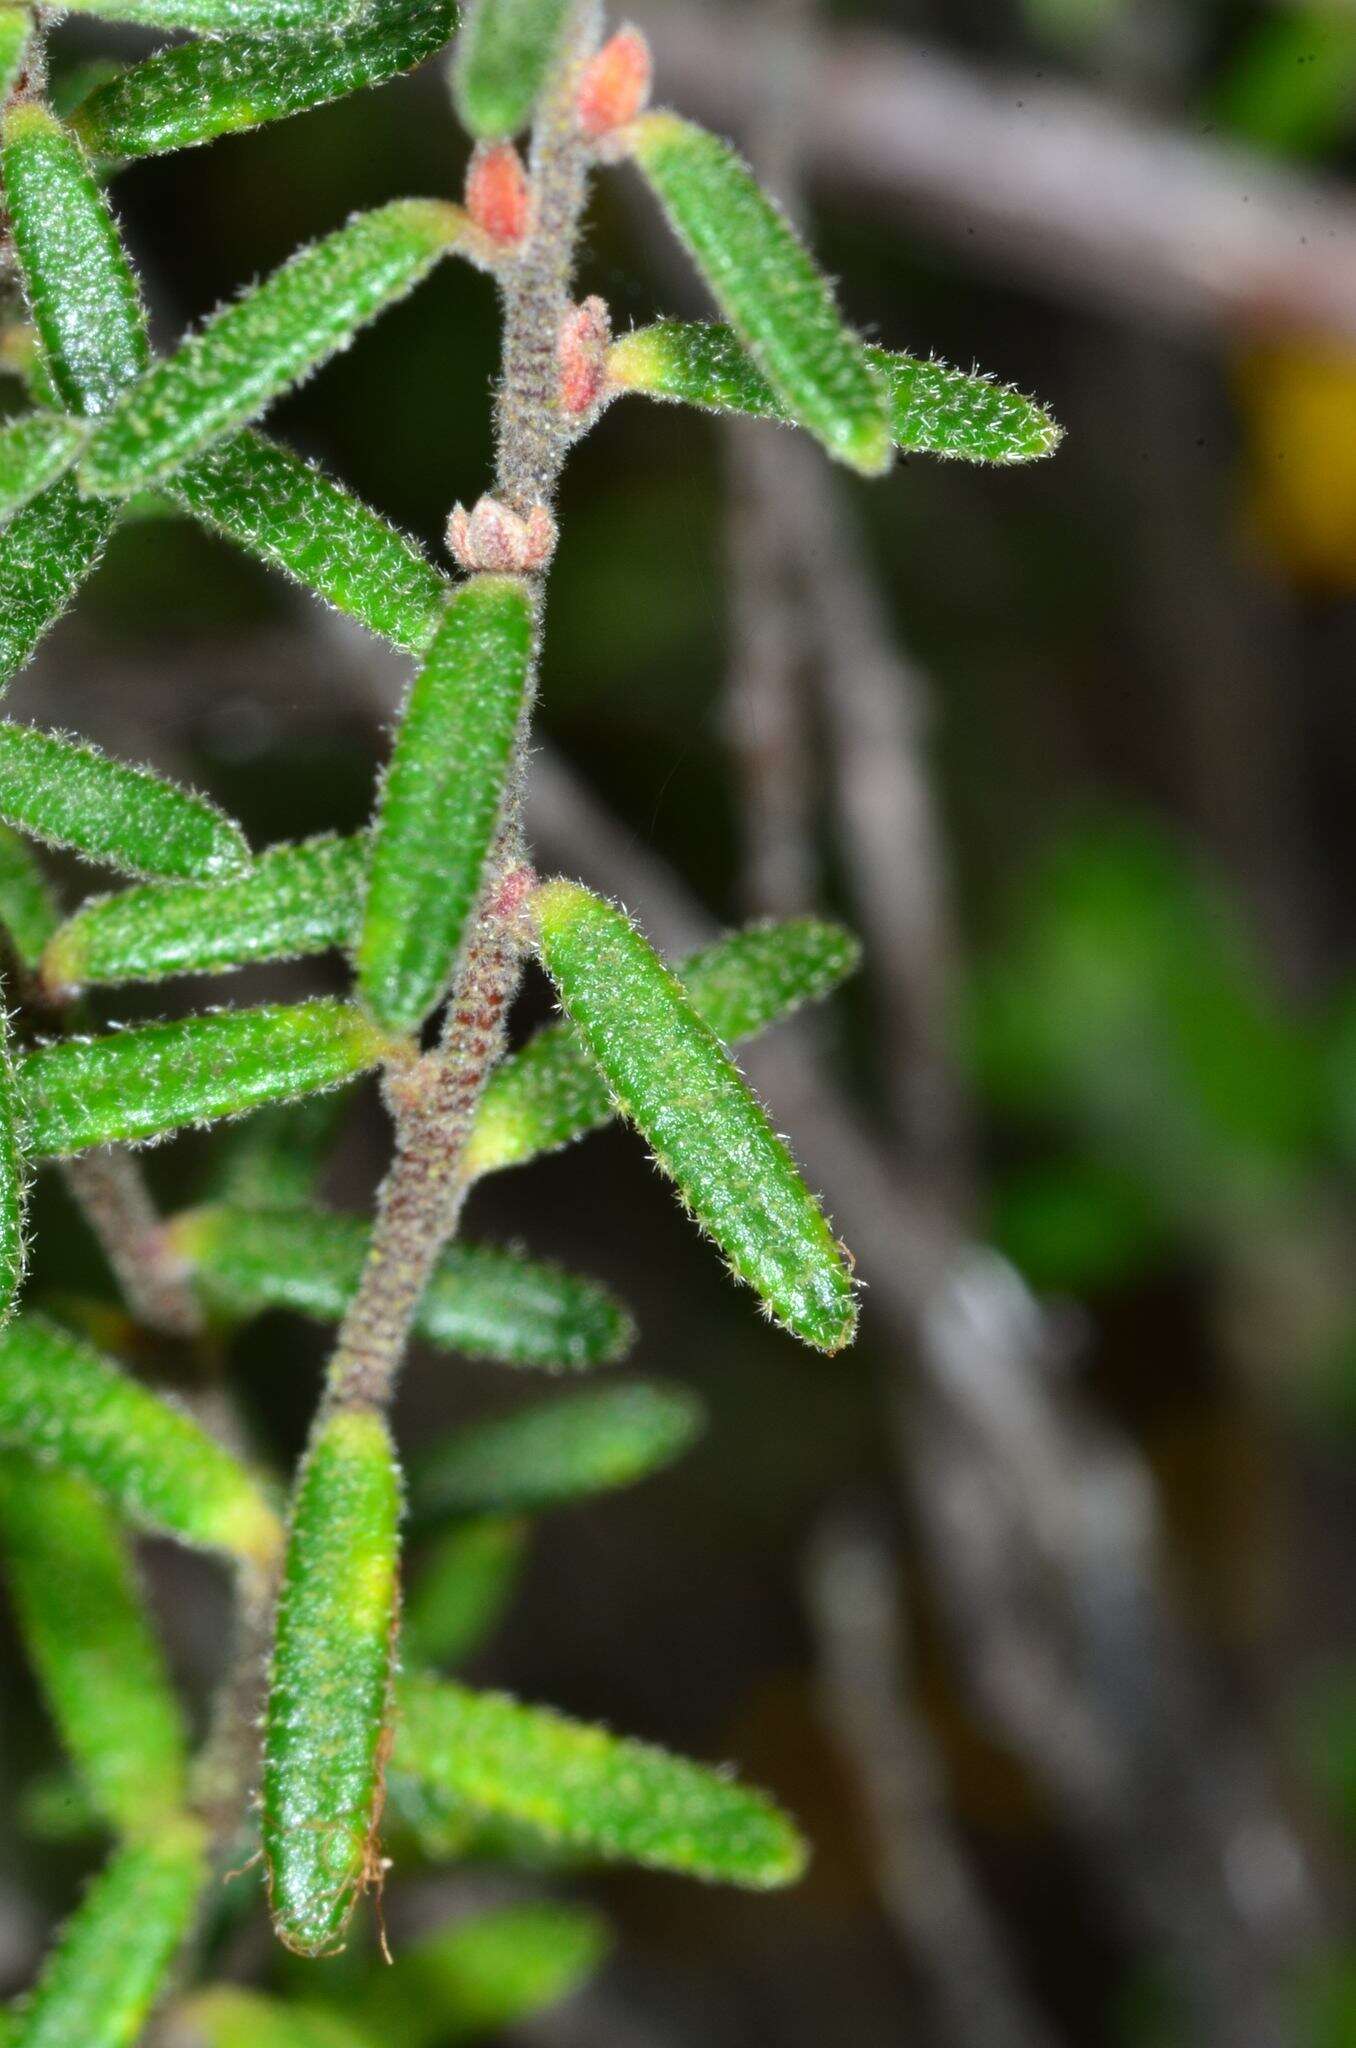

[576,27,652,142]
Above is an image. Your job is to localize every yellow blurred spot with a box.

[1236,339,1356,589]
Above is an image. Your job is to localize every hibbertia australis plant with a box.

[0,0,1060,2036]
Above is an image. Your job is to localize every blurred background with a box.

[2,0,1355,2042]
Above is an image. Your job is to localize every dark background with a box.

[1,2,1354,2043]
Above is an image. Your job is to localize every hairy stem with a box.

[316,1,603,1425]
[60,1149,204,1340]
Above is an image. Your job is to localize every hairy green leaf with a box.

[16,1000,392,1157]
[79,200,470,495]
[0,414,86,523]
[464,916,859,1176]
[628,114,890,476]
[351,1900,608,2048]
[169,431,446,651]
[0,478,118,688]
[0,104,148,418]
[532,885,856,1352]
[403,1516,526,1668]
[0,7,32,101]
[0,825,60,972]
[71,0,379,32]
[43,833,366,995]
[451,0,570,137]
[0,1312,281,1561]
[0,1012,25,1325]
[609,321,1063,465]
[173,1202,635,1369]
[394,1674,807,1887]
[8,1820,206,2048]
[410,1381,702,1521]
[359,574,535,1033]
[0,722,250,883]
[175,1989,373,2048]
[0,1456,188,1833]
[74,0,459,162]
[263,1407,402,1959]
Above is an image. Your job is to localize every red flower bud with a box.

[557,296,612,416]
[447,495,557,574]
[576,27,652,142]
[465,141,532,247]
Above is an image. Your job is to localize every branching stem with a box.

[319,0,603,1421]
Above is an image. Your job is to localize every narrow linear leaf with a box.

[359,574,535,1034]
[0,1312,280,1560]
[204,1094,348,1210]
[533,885,856,1352]
[0,1456,189,1833]
[0,104,148,417]
[0,7,32,101]
[452,0,571,138]
[0,1011,25,1324]
[168,431,446,652]
[628,114,891,476]
[263,1407,402,1959]
[409,1381,702,1521]
[43,832,366,995]
[464,915,860,1177]
[0,825,60,973]
[73,0,459,162]
[175,1989,373,2048]
[79,199,470,495]
[7,1819,206,2048]
[16,999,392,1157]
[403,1517,526,1669]
[172,1203,635,1370]
[0,722,250,883]
[609,320,1063,465]
[71,0,378,32]
[0,414,86,523]
[350,1901,608,2048]
[0,478,118,688]
[393,1674,807,1887]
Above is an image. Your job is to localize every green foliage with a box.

[348,1900,608,2047]
[0,1312,280,1561]
[0,413,86,522]
[1,104,148,418]
[0,824,60,972]
[629,114,892,475]
[6,1819,206,2048]
[0,480,118,687]
[0,1456,189,1833]
[359,574,535,1032]
[79,200,470,495]
[16,1000,391,1156]
[610,321,1062,464]
[0,722,250,882]
[532,884,857,1351]
[262,1407,402,1958]
[43,833,366,994]
[175,1202,635,1369]
[176,1989,372,2048]
[402,1516,526,1667]
[1211,8,1356,160]
[0,6,32,100]
[464,914,860,1175]
[393,1674,807,1887]
[167,432,446,651]
[0,1017,25,1324]
[452,0,571,138]
[204,1095,348,1209]
[72,0,380,34]
[409,1380,702,1519]
[73,0,459,161]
